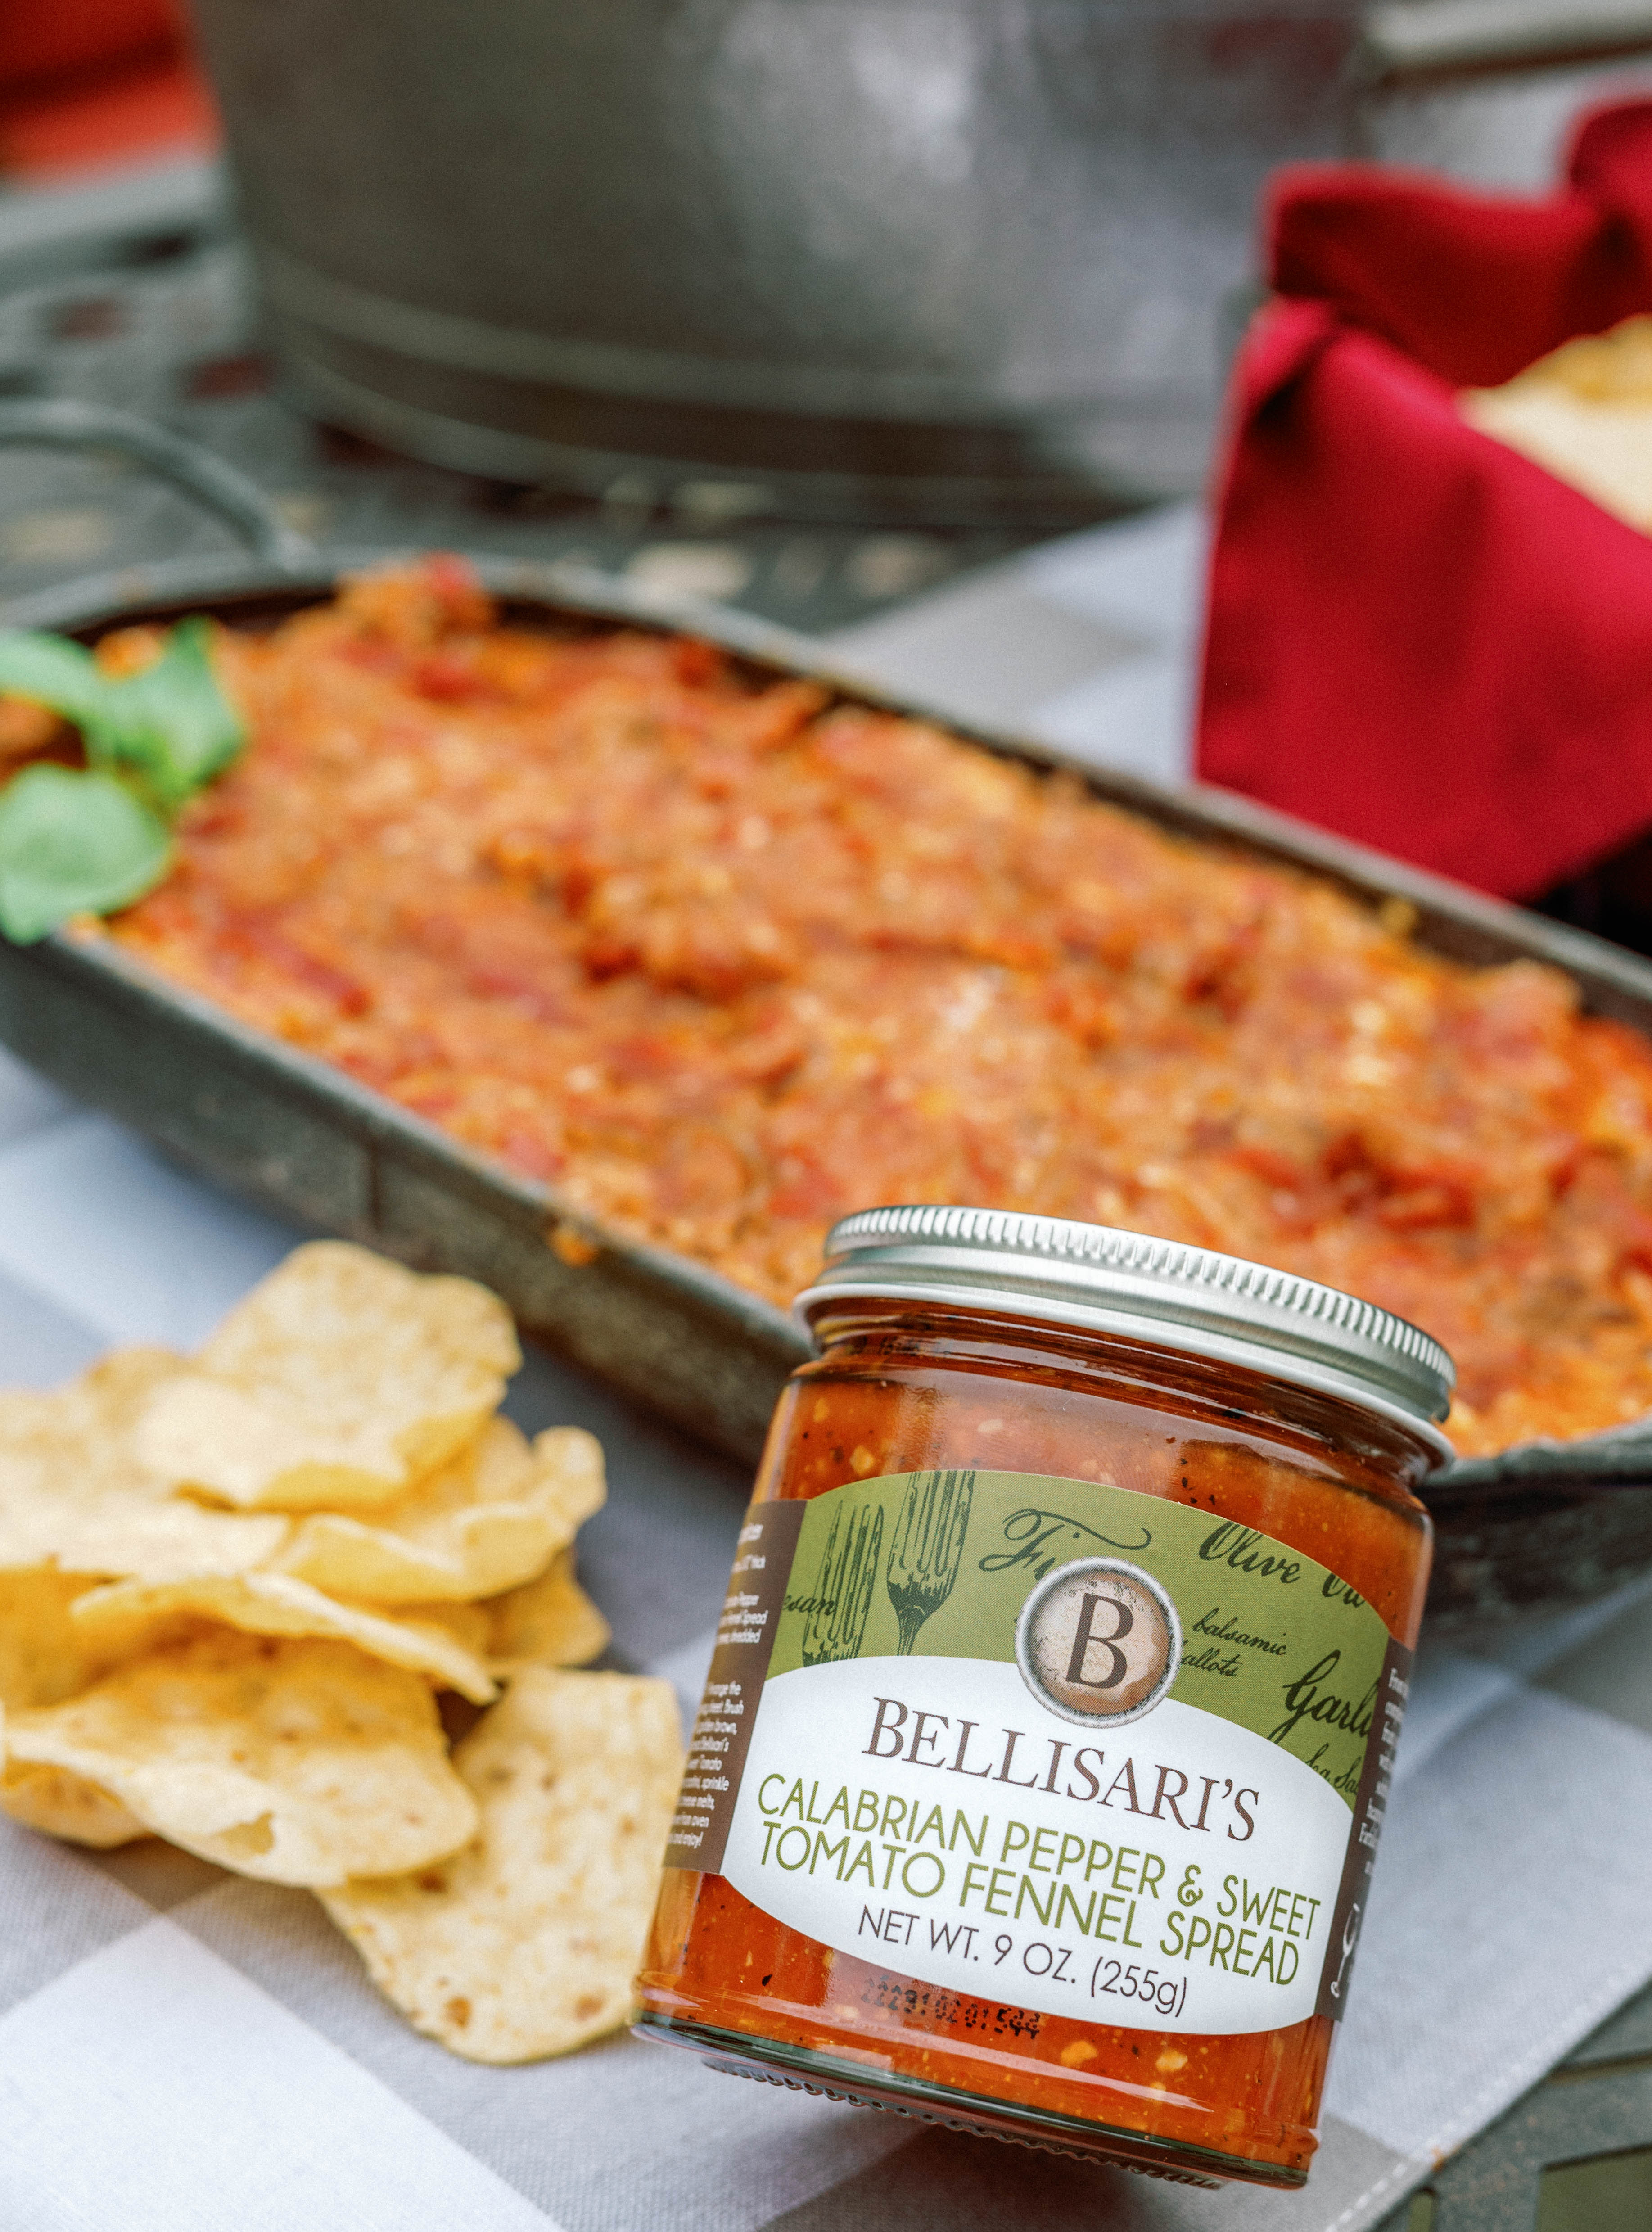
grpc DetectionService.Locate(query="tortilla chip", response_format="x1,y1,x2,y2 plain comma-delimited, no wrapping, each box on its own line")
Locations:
0,1347,182,1501
0,1759,146,1847
403,1598,492,1657
135,1243,520,1511
0,1568,114,1709
66,1503,289,1584
67,1573,497,1704
320,1667,682,2061
484,1550,610,1675
272,1421,604,1604
0,1349,285,1581
2,1632,478,1885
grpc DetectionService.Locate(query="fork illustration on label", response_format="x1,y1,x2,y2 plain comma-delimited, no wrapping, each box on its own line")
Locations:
801,1501,886,1665
887,1469,975,1655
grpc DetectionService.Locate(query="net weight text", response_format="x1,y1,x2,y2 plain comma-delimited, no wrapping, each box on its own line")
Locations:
1091,1956,1187,2020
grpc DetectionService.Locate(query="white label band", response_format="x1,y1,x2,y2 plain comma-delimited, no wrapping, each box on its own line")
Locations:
721,1656,1352,2037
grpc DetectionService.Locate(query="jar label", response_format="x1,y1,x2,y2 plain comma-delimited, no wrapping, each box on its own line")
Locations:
666,1470,1409,2037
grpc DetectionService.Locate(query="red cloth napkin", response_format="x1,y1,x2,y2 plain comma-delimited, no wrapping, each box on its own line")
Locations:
1198,102,1652,901
0,0,214,181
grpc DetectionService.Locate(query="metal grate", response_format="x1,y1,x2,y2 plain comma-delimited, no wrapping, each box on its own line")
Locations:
0,180,1053,635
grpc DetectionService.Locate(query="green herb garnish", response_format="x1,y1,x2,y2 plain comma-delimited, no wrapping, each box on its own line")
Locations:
0,619,244,942
0,766,172,944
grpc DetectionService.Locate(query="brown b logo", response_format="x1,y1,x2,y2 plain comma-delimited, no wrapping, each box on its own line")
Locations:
1015,1559,1181,1726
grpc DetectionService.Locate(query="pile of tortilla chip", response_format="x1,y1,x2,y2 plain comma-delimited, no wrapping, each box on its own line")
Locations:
0,1240,682,2064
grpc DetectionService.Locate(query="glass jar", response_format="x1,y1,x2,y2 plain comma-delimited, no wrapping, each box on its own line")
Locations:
636,1207,1449,2189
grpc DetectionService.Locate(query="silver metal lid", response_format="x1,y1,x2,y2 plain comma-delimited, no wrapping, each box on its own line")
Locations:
795,1204,1455,1459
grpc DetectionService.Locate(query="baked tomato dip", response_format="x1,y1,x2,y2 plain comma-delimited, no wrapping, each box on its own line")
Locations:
101,559,1652,1459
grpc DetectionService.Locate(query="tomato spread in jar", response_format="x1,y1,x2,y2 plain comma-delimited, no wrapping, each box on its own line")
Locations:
636,1205,1448,2187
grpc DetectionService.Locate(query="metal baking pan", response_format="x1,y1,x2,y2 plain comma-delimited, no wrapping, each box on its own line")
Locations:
4,400,1652,1623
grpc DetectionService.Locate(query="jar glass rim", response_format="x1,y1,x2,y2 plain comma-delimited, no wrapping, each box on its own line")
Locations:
795,1205,1456,1464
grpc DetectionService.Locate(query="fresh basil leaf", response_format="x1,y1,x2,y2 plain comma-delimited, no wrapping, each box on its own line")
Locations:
0,764,172,944
0,631,111,732
96,618,244,806
0,619,243,839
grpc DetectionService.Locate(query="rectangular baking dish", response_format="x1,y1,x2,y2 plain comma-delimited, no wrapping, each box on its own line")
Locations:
4,544,1652,1617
